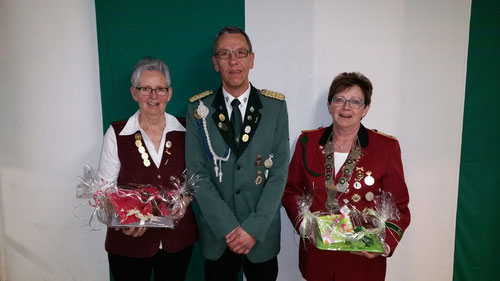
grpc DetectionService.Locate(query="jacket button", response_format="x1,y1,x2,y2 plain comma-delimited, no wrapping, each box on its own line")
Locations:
235,190,241,195
157,175,161,179
235,165,241,170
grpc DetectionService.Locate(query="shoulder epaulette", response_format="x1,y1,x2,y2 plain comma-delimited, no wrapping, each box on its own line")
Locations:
261,89,285,101
372,129,397,140
301,127,324,134
189,90,214,103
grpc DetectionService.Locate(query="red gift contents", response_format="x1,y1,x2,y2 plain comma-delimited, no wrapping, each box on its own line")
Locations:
108,186,172,225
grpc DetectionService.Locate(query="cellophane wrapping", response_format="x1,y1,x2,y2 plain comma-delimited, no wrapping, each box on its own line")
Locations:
295,191,400,252
76,165,199,229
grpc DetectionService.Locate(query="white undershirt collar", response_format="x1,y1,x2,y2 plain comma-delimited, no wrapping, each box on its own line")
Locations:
222,83,251,122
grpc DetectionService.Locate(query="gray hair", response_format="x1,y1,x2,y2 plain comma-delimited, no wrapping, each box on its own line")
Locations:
130,57,171,87
213,26,253,55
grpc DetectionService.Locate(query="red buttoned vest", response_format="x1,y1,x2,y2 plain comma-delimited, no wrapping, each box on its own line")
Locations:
104,120,198,258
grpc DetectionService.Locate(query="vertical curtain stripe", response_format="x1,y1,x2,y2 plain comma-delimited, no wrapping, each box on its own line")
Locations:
453,0,500,280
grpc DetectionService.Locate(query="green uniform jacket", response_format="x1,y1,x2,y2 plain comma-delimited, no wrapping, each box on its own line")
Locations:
185,85,289,263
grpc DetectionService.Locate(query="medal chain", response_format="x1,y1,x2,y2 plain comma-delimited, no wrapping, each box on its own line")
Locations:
324,133,362,212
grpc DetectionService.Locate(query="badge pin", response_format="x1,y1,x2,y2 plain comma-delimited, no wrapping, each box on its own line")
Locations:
165,141,172,149
364,171,375,186
222,124,228,131
242,134,249,142
219,114,225,121
135,140,142,148
365,191,375,201
244,125,251,134
354,181,362,189
255,175,263,185
218,122,223,129
141,153,149,160
352,194,361,203
250,106,255,112
134,133,142,141
143,159,151,167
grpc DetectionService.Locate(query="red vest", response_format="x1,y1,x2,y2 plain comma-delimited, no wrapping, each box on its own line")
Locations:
104,120,198,258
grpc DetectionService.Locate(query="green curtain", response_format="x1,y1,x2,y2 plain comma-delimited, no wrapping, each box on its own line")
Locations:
453,0,500,280
96,0,244,127
95,1,244,280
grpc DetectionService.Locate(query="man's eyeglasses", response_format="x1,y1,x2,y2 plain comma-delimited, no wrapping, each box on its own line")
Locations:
331,96,365,109
135,87,170,96
215,48,251,59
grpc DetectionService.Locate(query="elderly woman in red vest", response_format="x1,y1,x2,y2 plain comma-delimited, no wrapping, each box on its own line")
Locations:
98,57,198,281
282,72,410,281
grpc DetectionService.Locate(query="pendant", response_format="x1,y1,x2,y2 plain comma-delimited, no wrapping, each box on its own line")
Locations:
364,171,375,186
325,189,340,213
264,153,274,168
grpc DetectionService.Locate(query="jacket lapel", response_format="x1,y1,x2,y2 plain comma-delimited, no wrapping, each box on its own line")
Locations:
237,86,263,157
211,88,238,153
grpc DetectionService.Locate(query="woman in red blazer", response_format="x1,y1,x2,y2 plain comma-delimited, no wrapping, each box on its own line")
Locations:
282,72,410,281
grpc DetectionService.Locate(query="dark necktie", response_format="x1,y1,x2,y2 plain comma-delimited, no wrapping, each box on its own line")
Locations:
230,99,242,145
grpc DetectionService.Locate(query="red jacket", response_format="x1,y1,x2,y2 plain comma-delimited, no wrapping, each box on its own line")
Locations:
105,120,198,258
282,124,410,281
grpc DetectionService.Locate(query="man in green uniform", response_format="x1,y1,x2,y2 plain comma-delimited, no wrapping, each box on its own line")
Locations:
185,26,289,281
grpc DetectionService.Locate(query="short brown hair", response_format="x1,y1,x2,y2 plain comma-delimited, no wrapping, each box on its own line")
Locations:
328,72,373,106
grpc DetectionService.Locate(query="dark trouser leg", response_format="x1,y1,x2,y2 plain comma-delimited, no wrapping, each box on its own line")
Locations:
108,253,153,281
242,256,278,281
204,248,243,281
152,246,193,281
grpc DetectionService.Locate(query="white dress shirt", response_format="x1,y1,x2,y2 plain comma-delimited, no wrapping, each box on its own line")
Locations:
97,110,185,182
222,84,251,122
